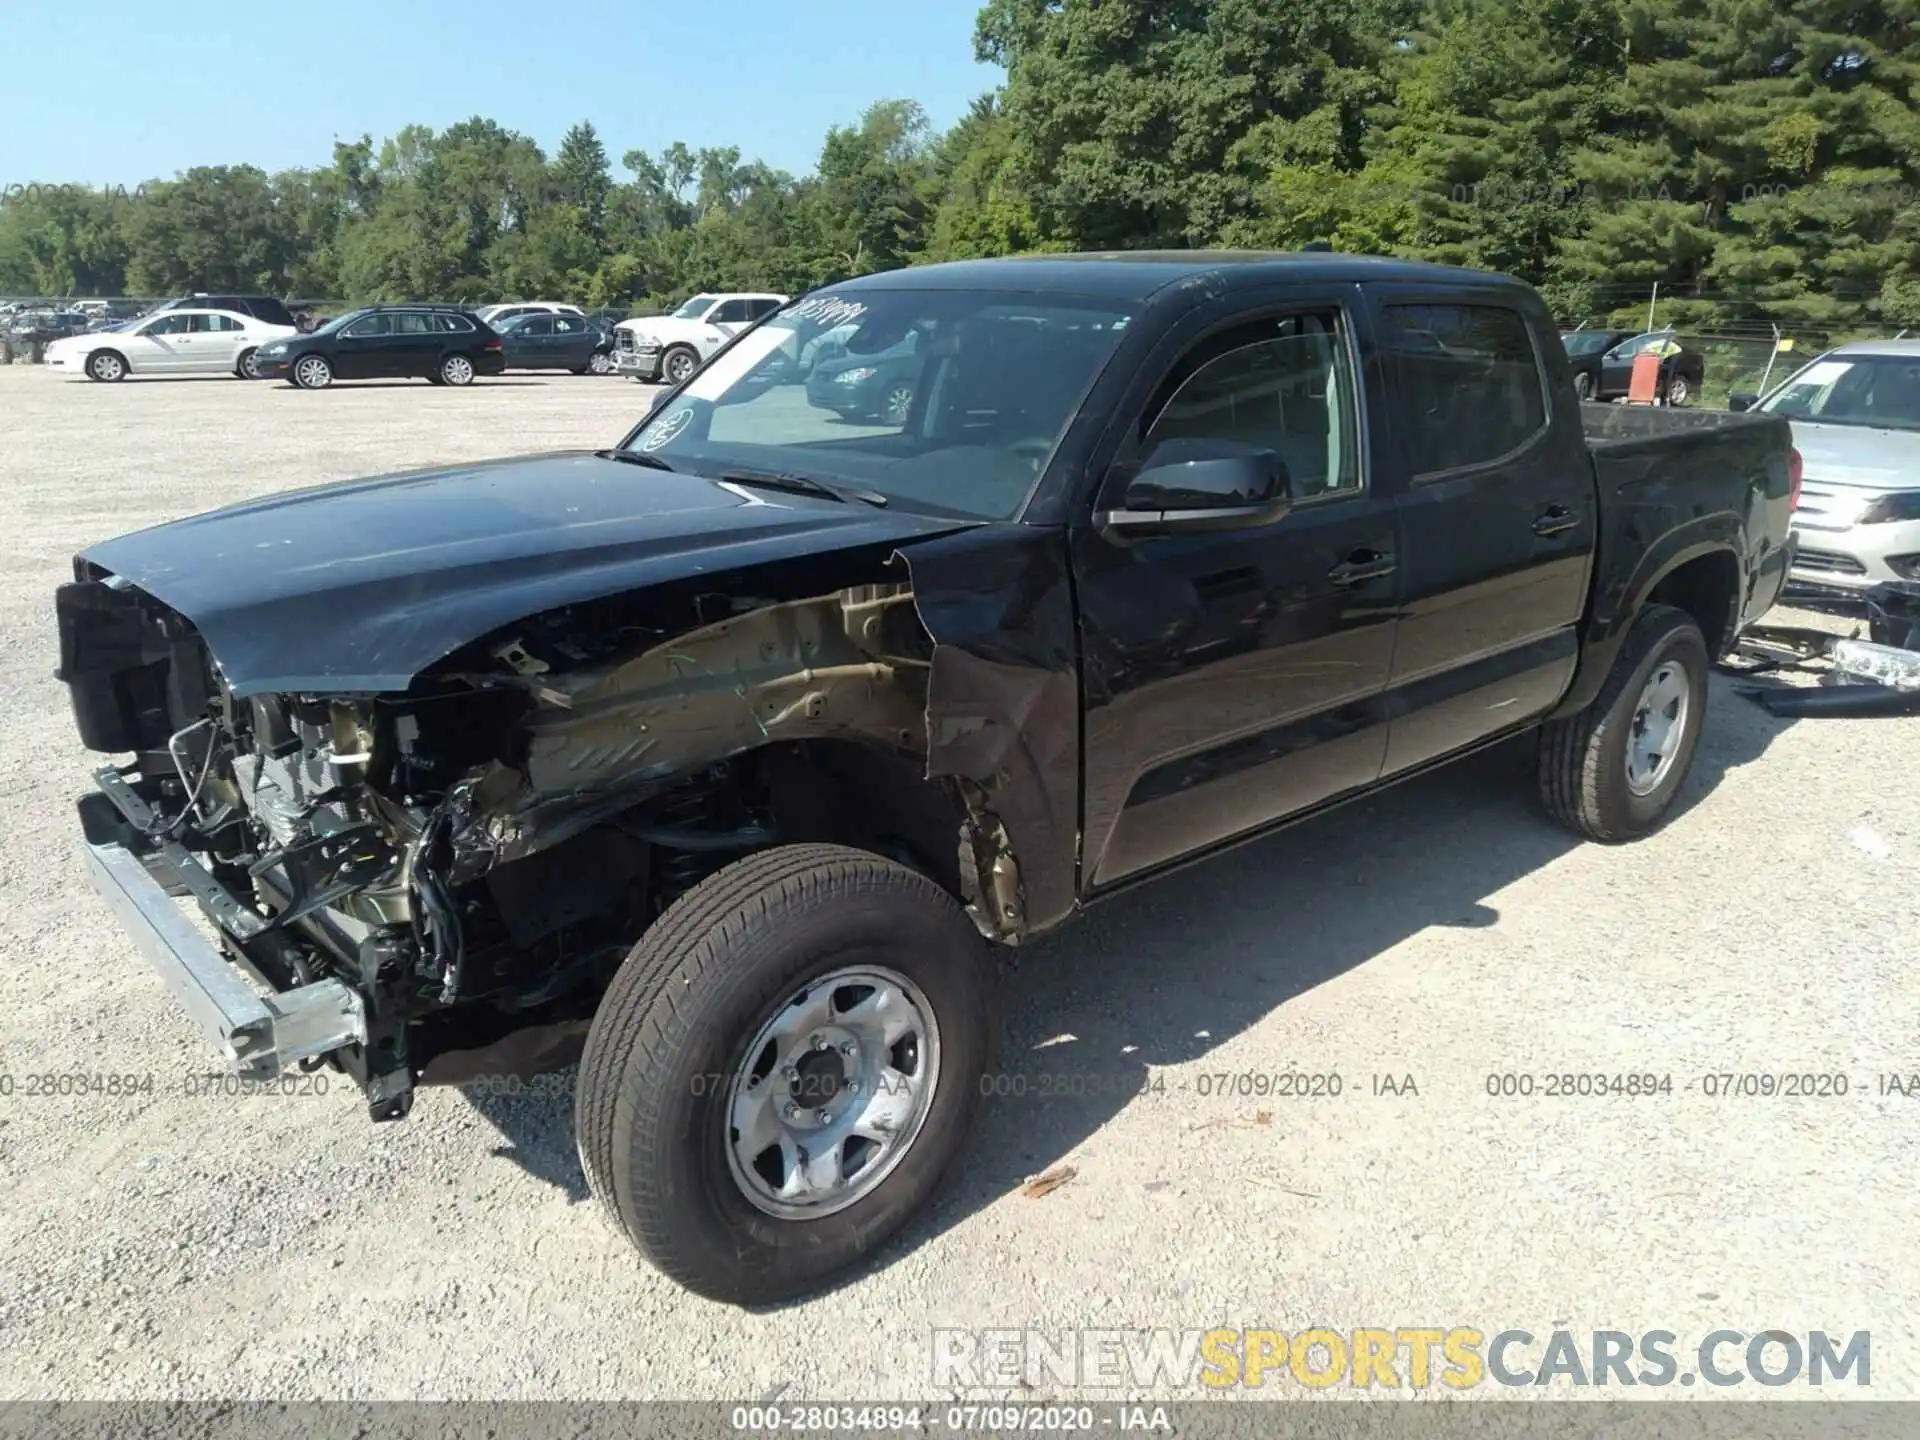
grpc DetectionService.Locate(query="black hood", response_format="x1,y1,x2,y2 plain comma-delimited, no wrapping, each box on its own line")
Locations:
81,451,973,696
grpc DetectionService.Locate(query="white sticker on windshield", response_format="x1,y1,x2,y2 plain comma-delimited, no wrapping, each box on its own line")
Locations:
641,407,694,450
1795,360,1853,388
789,296,868,327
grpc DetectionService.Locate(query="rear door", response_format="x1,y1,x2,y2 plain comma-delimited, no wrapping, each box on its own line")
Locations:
187,312,245,368
1368,289,1596,775
704,298,753,355
388,311,442,372
1071,290,1403,888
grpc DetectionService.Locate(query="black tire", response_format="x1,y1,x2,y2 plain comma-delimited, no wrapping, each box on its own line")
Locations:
235,347,260,380
662,345,699,385
1538,603,1709,842
576,843,997,1305
1573,370,1594,400
292,353,333,389
86,349,127,383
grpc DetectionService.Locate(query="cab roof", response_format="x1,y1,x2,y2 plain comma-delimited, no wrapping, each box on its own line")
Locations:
828,251,1527,302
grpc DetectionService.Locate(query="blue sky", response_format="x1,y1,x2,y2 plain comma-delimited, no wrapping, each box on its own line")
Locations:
0,0,1000,186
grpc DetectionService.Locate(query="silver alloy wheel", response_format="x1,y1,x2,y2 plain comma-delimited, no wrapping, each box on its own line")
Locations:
442,355,475,386
89,351,124,382
665,348,697,383
724,966,942,1220
294,355,331,389
238,349,259,379
589,351,611,375
1667,375,1690,406
1625,659,1689,796
884,385,914,424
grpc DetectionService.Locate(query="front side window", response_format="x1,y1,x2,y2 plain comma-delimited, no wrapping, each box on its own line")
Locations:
1383,303,1546,475
343,314,391,338
1142,311,1361,501
672,294,718,320
621,288,1137,520
142,314,190,336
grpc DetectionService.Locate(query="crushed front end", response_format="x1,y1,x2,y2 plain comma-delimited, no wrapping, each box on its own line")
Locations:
54,559,970,1119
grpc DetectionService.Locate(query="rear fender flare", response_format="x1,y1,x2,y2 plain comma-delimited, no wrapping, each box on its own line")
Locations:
1554,515,1742,719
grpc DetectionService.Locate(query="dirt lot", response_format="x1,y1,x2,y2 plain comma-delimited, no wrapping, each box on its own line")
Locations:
0,363,1915,1401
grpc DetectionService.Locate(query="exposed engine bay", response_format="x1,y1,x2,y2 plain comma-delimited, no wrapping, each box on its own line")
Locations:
57,561,1023,1119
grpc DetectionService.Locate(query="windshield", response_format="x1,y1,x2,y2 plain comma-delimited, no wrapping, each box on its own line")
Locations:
312,309,367,337
672,295,718,320
1760,354,1920,432
1561,332,1612,356
619,288,1136,519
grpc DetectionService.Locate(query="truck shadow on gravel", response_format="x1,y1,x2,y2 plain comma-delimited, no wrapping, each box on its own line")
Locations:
463,675,1797,1299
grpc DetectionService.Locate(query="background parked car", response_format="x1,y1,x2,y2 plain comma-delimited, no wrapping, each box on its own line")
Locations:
1731,339,1920,600
1568,328,1706,405
613,291,786,382
252,304,505,389
1558,328,1637,399
804,327,922,422
476,301,585,327
44,308,298,381
494,311,615,374
146,293,299,329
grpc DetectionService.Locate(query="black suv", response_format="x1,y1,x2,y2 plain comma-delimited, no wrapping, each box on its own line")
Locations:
251,305,506,389
151,293,299,328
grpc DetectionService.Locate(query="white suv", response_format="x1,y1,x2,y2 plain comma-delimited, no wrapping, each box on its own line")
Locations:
476,302,585,327
613,292,786,383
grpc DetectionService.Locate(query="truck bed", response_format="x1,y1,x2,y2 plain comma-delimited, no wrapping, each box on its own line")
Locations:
1579,400,1796,642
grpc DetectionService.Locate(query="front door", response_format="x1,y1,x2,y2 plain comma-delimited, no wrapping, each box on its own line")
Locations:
334,313,391,377
130,313,192,371
1071,296,1402,889
1368,290,1598,775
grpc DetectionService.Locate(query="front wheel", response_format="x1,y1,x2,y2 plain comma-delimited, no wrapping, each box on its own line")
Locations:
1573,371,1594,401
576,843,997,1305
292,354,332,389
662,345,699,384
86,350,127,382
1666,374,1692,406
1538,603,1709,842
587,350,612,375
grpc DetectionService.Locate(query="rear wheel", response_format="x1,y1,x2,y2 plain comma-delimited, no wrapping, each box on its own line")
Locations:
1538,604,1708,842
883,384,915,424
86,350,127,382
440,353,475,387
1573,371,1594,400
292,354,332,389
235,348,260,380
576,843,997,1305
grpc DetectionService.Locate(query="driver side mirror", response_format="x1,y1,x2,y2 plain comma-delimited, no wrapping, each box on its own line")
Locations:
1098,440,1293,542
643,388,670,414
1728,393,1757,412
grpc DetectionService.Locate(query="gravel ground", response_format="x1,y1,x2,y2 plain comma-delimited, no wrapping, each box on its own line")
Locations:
0,363,1915,1403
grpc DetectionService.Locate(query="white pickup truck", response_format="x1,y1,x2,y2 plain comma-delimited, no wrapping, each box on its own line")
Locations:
612,292,786,383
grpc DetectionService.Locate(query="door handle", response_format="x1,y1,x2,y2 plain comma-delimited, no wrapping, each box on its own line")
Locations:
1532,505,1578,537
1328,550,1396,586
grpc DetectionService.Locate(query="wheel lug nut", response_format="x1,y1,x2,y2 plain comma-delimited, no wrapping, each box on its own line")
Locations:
839,1041,856,1056
811,1035,827,1051
816,1109,831,1124
846,1081,860,1095
785,1104,801,1120
784,1068,800,1085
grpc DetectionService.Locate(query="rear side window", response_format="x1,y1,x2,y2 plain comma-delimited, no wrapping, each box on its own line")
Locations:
438,313,477,333
391,312,440,335
710,299,752,323
1382,303,1547,476
745,299,779,320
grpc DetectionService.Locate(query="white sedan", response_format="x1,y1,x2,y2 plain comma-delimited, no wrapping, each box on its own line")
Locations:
45,308,299,382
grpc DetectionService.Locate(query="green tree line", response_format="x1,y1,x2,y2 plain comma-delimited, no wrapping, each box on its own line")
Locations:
6,0,1920,331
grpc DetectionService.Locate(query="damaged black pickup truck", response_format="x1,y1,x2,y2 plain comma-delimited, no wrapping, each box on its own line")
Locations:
57,252,1797,1304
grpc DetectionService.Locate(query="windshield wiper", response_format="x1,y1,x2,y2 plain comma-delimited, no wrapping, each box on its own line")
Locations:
600,448,676,472
717,468,889,508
